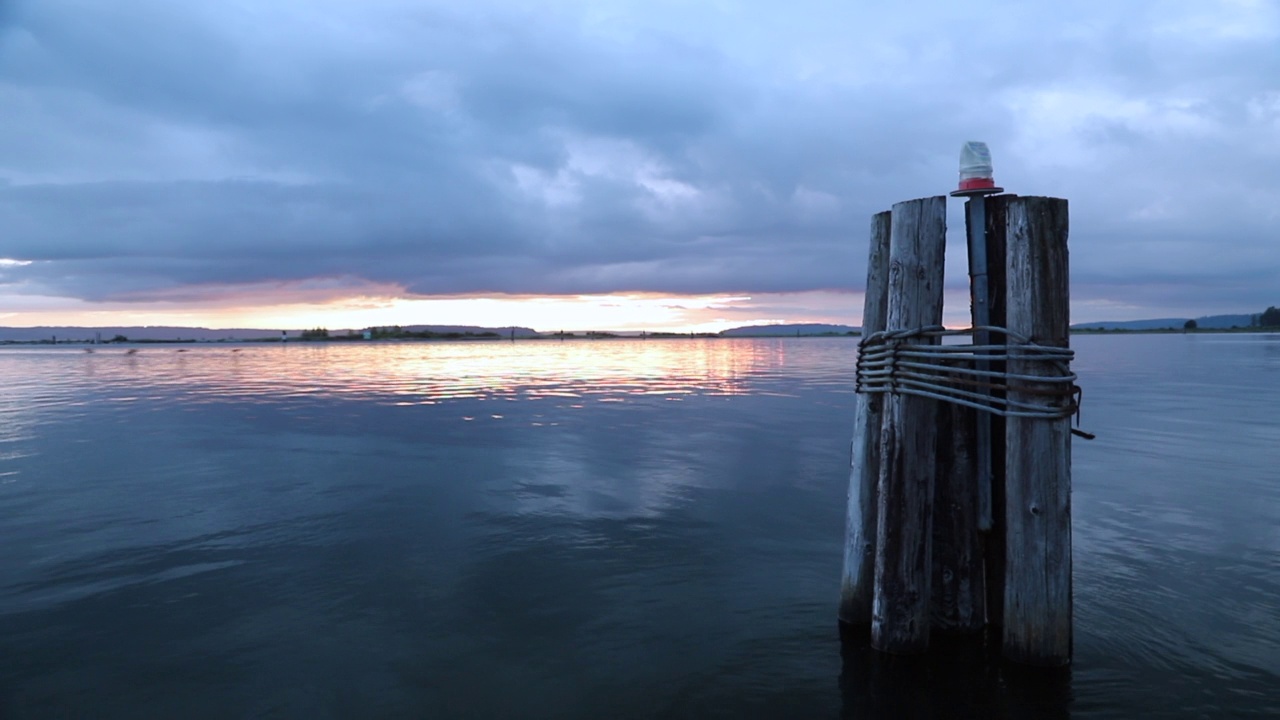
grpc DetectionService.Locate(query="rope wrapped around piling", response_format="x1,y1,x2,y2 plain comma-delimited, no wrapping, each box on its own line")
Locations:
855,325,1091,436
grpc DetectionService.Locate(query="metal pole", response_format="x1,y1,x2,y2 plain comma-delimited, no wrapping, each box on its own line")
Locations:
967,197,994,532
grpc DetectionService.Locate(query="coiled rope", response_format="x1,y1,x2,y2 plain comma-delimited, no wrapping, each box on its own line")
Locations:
855,325,1093,438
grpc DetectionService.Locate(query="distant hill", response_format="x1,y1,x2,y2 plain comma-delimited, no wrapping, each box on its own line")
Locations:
1071,314,1256,331
1194,314,1257,329
1071,318,1188,331
719,323,859,337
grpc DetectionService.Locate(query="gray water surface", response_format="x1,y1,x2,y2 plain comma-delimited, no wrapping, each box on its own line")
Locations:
0,335,1276,718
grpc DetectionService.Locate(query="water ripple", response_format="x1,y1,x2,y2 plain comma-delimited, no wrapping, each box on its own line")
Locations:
1,335,1278,717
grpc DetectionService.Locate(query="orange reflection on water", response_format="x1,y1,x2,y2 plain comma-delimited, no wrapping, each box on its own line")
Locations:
0,337,853,411
236,337,789,402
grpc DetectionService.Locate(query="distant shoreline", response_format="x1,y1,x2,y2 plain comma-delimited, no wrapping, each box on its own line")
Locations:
6,327,1278,347
1070,327,1279,335
1,333,867,346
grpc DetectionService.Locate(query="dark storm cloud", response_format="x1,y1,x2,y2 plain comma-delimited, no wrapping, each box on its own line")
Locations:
1,0,1277,319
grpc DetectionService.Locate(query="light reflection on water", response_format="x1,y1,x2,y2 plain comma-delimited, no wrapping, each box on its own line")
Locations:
0,335,1276,718
1,338,845,405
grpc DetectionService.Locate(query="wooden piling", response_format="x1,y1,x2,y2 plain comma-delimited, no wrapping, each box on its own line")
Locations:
1002,196,1072,666
839,211,892,633
871,196,946,654
931,397,984,634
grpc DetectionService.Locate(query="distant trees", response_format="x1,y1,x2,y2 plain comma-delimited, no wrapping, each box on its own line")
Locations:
301,327,330,339
1183,319,1197,330
368,326,501,340
1259,306,1280,327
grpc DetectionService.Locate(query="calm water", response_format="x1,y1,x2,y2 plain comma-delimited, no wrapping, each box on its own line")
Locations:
0,335,1276,718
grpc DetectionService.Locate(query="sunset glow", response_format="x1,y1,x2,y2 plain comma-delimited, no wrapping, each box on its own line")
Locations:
0,290,867,334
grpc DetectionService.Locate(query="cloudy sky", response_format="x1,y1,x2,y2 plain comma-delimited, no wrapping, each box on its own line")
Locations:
1,0,1276,332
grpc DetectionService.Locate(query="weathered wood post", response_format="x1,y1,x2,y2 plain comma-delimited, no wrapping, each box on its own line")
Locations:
871,196,946,654
1003,196,1072,666
839,211,892,634
931,398,984,634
